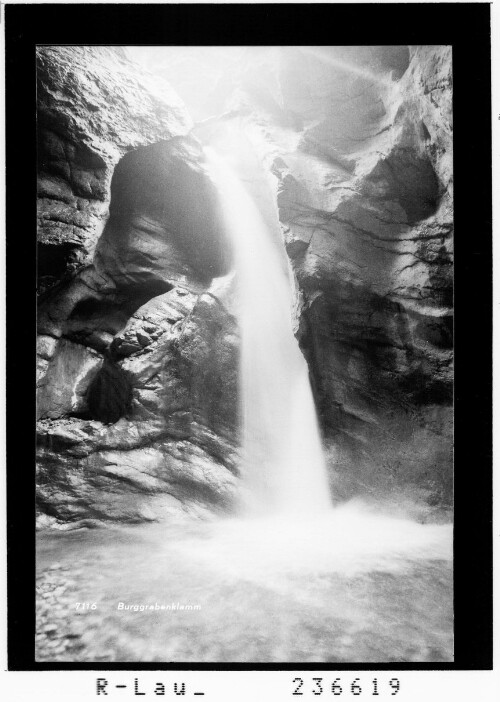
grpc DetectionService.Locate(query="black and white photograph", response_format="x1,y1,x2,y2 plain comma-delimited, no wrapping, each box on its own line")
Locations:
3,1,494,687
34,41,454,664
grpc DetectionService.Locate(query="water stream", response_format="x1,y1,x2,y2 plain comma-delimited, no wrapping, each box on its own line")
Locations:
204,146,331,516
36,142,453,663
36,504,453,662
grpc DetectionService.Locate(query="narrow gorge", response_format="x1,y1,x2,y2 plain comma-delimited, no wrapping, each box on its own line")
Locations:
37,45,452,527
36,45,453,663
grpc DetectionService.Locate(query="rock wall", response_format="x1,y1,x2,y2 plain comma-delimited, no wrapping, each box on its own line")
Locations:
36,45,453,528
36,47,239,527
278,47,453,508
37,46,191,293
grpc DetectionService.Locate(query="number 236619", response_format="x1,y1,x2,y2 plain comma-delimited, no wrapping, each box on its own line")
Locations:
293,678,400,696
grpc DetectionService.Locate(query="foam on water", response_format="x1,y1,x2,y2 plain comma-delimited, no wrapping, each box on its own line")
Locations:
169,500,453,585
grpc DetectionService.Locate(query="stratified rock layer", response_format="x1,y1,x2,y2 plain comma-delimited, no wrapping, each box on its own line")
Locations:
277,46,453,505
36,47,238,527
37,46,191,293
37,284,240,526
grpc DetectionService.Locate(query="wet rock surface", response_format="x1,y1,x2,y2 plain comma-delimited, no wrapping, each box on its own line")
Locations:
36,48,239,525
278,47,453,505
213,45,453,505
94,137,232,290
36,45,453,525
36,563,87,660
36,281,240,526
37,46,191,294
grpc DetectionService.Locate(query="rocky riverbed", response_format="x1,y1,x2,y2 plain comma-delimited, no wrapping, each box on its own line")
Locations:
36,502,453,663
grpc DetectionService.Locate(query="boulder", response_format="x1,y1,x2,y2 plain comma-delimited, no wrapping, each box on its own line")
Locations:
37,339,103,420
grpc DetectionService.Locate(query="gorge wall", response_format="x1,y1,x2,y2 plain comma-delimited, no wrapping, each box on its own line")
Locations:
36,45,453,528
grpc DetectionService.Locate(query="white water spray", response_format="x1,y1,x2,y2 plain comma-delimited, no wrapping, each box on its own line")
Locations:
205,146,331,516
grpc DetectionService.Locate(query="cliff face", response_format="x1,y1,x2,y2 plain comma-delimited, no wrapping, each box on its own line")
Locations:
37,46,191,294
36,45,453,527
37,47,239,526
277,47,453,506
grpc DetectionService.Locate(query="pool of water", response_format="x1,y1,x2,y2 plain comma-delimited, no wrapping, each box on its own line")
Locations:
36,500,453,663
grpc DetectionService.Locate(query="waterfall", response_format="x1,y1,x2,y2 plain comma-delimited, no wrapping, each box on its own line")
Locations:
205,146,331,516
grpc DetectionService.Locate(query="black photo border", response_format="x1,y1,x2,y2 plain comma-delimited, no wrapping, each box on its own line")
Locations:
5,2,492,671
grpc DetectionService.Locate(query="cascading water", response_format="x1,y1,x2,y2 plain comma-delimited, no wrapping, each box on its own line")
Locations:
36,139,454,665
204,146,331,516
36,48,454,665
